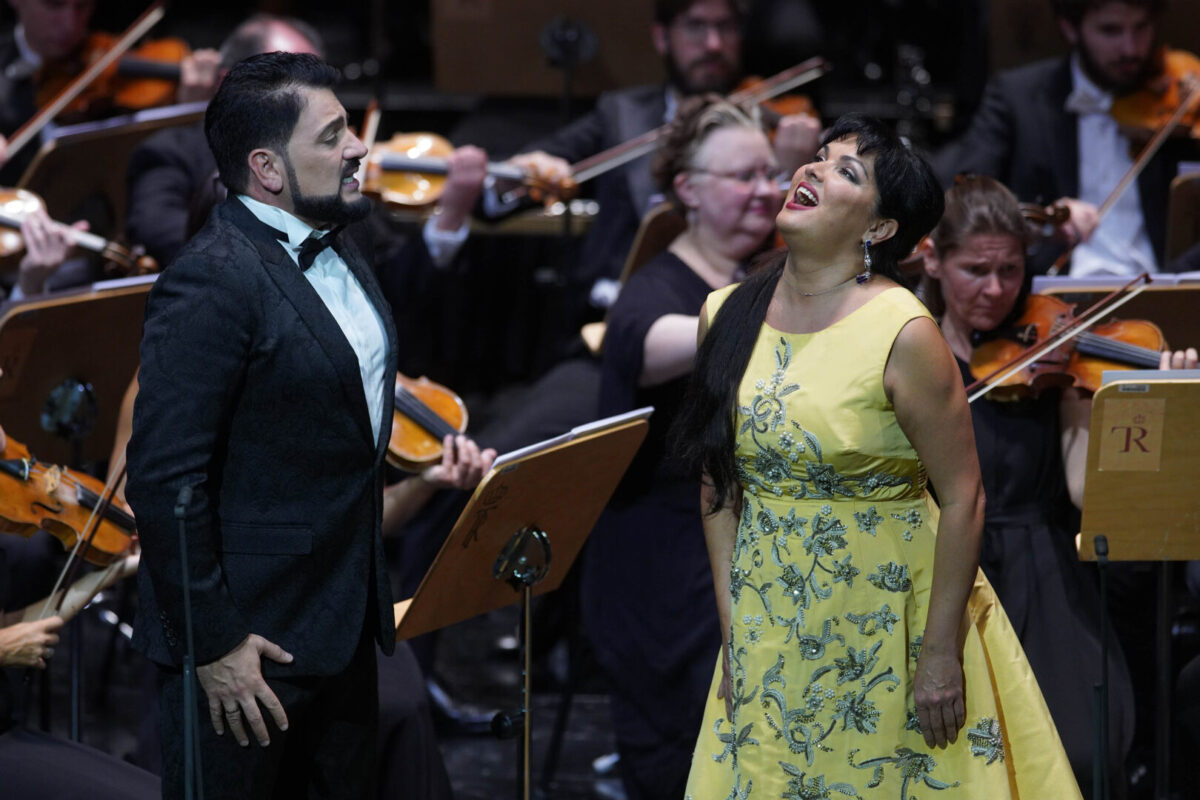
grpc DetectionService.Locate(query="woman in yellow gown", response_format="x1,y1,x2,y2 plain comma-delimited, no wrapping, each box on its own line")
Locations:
676,115,1081,799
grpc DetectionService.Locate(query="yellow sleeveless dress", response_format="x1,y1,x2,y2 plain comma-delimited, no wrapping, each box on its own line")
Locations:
685,285,1081,799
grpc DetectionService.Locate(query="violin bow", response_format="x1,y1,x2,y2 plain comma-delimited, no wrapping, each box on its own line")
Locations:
6,3,166,161
966,272,1153,403
569,56,831,185
1048,74,1200,275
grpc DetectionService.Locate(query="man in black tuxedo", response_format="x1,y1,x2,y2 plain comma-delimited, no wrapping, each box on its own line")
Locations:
126,52,488,799
944,0,1197,275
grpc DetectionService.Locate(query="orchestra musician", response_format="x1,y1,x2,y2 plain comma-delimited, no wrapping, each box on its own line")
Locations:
504,0,820,319
943,0,1199,277
0,0,221,184
917,175,1191,794
0,409,152,799
125,52,490,799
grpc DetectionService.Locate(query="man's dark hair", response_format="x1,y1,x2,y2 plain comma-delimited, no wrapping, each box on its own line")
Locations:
654,0,748,26
205,52,339,194
1051,0,1166,26
219,14,325,70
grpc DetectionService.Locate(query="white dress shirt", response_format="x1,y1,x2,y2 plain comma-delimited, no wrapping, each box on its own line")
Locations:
238,195,389,443
1066,56,1158,278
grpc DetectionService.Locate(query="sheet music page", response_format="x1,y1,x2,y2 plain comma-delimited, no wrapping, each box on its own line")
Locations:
491,406,653,469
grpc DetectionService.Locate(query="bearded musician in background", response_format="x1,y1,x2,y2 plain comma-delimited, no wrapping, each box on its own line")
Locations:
944,0,1200,277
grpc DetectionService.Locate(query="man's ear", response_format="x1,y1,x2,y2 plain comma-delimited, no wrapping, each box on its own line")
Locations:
865,217,899,246
651,23,668,58
1057,17,1079,48
247,148,285,195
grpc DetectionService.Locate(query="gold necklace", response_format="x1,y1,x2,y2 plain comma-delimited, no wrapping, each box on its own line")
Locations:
782,269,869,297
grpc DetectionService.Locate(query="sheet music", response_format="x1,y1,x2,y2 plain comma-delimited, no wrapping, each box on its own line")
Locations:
492,406,653,469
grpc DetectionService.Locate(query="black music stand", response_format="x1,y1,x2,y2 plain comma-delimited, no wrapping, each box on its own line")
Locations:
394,408,650,800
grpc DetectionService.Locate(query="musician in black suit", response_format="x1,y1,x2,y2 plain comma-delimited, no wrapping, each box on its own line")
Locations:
506,0,820,318
944,0,1197,275
126,52,487,799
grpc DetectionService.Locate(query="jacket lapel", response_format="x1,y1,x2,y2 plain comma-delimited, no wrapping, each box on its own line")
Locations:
222,199,378,450
1047,58,1080,200
616,88,668,215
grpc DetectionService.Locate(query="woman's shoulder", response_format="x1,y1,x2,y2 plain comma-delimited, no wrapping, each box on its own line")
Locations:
874,285,934,326
704,282,740,321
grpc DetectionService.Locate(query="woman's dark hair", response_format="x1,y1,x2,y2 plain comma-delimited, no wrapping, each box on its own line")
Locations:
1051,0,1165,27
204,52,339,194
919,175,1030,317
674,114,944,512
651,94,761,211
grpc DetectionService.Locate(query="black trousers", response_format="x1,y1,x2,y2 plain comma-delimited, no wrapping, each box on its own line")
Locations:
0,725,160,798
158,631,378,800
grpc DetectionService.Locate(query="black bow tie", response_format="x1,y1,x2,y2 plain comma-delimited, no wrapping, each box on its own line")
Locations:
268,225,345,271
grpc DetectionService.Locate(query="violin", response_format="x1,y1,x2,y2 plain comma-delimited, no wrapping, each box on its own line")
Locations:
0,188,158,277
0,426,136,566
364,132,577,208
35,32,189,120
387,373,469,473
968,292,1166,401
1110,46,1200,139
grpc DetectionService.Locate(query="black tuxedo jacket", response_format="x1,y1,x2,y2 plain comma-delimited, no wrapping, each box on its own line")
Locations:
127,197,398,675
951,56,1196,269
527,84,667,289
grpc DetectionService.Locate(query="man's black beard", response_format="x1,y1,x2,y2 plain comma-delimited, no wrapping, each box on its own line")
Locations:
664,52,740,96
284,157,372,226
1077,40,1155,96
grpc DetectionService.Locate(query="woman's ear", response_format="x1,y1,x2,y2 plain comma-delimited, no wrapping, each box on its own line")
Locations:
864,217,899,246
918,239,940,279
247,148,285,194
674,171,701,210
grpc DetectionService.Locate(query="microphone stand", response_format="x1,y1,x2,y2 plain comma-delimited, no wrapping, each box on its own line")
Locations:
1093,534,1110,800
175,485,204,800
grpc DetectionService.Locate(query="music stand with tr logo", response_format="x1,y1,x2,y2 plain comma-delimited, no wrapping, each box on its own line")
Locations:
1078,371,1200,800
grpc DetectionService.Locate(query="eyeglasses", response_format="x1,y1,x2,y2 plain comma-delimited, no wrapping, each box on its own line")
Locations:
690,165,789,188
672,17,742,42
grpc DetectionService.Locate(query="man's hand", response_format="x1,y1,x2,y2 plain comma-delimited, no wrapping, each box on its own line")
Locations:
1054,197,1100,246
772,112,822,176
0,615,63,668
197,634,294,747
434,145,488,231
177,48,222,104
421,434,496,491
17,208,84,296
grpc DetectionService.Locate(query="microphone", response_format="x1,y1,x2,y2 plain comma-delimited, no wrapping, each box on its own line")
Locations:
174,484,193,520
1094,534,1109,563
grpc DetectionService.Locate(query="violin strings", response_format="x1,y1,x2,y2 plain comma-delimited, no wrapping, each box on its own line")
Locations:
394,388,458,441
1075,332,1163,367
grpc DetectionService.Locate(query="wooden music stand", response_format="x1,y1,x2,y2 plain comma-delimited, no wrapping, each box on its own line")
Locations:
0,275,155,468
394,408,650,800
17,103,205,237
1166,171,1200,263
1078,373,1200,800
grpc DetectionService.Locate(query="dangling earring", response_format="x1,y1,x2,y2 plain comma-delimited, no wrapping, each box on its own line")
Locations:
858,239,872,284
